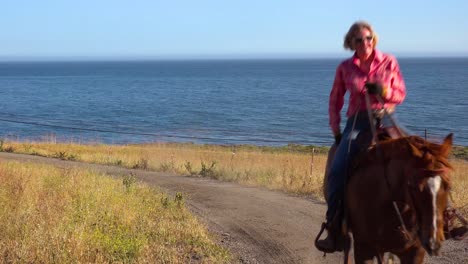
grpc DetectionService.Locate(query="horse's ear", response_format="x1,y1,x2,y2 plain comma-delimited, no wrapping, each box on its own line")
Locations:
410,143,423,158
440,133,453,157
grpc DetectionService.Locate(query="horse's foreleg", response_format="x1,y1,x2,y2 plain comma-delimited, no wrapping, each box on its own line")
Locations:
398,245,426,264
353,242,379,264
343,234,352,264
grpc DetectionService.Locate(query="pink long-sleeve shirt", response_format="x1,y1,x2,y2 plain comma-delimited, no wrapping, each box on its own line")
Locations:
328,50,406,135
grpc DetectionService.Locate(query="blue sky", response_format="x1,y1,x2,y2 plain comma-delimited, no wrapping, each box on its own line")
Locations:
2,1,467,60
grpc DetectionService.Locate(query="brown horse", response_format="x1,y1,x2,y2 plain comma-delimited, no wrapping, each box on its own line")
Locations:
345,134,453,263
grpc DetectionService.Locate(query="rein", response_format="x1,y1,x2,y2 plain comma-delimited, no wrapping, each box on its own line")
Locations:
364,92,414,242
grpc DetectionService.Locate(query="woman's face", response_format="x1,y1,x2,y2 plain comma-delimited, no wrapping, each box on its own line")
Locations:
354,28,374,58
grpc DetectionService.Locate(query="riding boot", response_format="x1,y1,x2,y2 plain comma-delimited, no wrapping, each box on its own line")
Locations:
315,215,344,253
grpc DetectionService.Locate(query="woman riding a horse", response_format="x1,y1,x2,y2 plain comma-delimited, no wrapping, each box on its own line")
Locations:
315,21,406,253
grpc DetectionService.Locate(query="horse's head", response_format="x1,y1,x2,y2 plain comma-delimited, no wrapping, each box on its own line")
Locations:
406,134,453,256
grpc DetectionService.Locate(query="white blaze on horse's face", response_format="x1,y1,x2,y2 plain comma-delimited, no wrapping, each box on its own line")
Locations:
427,175,442,242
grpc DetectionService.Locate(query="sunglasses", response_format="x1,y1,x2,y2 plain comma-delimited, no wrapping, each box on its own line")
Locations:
355,35,373,44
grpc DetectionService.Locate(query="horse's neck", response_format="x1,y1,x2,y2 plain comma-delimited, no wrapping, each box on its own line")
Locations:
382,159,409,194
353,157,408,200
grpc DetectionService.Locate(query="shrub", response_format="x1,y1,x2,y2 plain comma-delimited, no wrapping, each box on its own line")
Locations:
4,146,15,153
122,173,137,192
200,161,217,177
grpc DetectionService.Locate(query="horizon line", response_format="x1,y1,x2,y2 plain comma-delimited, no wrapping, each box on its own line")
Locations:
1,53,468,62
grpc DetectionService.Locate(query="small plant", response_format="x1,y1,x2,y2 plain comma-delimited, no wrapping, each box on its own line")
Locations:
54,151,68,160
114,159,123,166
174,192,184,207
184,161,197,175
160,195,169,208
0,139,4,151
200,161,217,177
122,172,137,192
67,154,78,161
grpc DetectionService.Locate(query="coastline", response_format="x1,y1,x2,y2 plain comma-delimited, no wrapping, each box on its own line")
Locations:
3,136,467,159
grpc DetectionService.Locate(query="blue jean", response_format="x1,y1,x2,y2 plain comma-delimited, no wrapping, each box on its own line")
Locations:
325,111,396,223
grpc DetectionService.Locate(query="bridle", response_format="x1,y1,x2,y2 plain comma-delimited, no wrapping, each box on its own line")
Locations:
362,91,418,245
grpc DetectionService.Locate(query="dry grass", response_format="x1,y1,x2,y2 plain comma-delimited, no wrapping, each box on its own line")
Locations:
5,141,330,198
3,140,468,215
0,161,230,263
449,159,468,217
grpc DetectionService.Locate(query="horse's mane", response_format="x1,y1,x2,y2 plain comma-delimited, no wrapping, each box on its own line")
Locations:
354,135,453,185
405,136,453,170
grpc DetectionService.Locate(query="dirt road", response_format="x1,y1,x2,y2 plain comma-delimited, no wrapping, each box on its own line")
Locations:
0,152,465,263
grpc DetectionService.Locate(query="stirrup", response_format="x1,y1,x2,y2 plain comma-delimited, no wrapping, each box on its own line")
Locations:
314,222,327,244
314,222,336,254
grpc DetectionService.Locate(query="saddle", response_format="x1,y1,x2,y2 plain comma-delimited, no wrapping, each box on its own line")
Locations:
376,126,405,141
374,108,406,141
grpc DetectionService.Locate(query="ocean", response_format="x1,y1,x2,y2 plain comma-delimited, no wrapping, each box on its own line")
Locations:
0,58,467,146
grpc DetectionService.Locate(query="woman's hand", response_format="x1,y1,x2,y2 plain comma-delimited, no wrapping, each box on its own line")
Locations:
334,133,342,145
365,82,386,96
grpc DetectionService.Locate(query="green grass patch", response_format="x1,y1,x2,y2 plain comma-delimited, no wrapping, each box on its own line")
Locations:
0,161,230,263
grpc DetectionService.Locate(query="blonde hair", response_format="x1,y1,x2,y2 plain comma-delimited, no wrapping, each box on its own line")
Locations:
343,21,379,51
